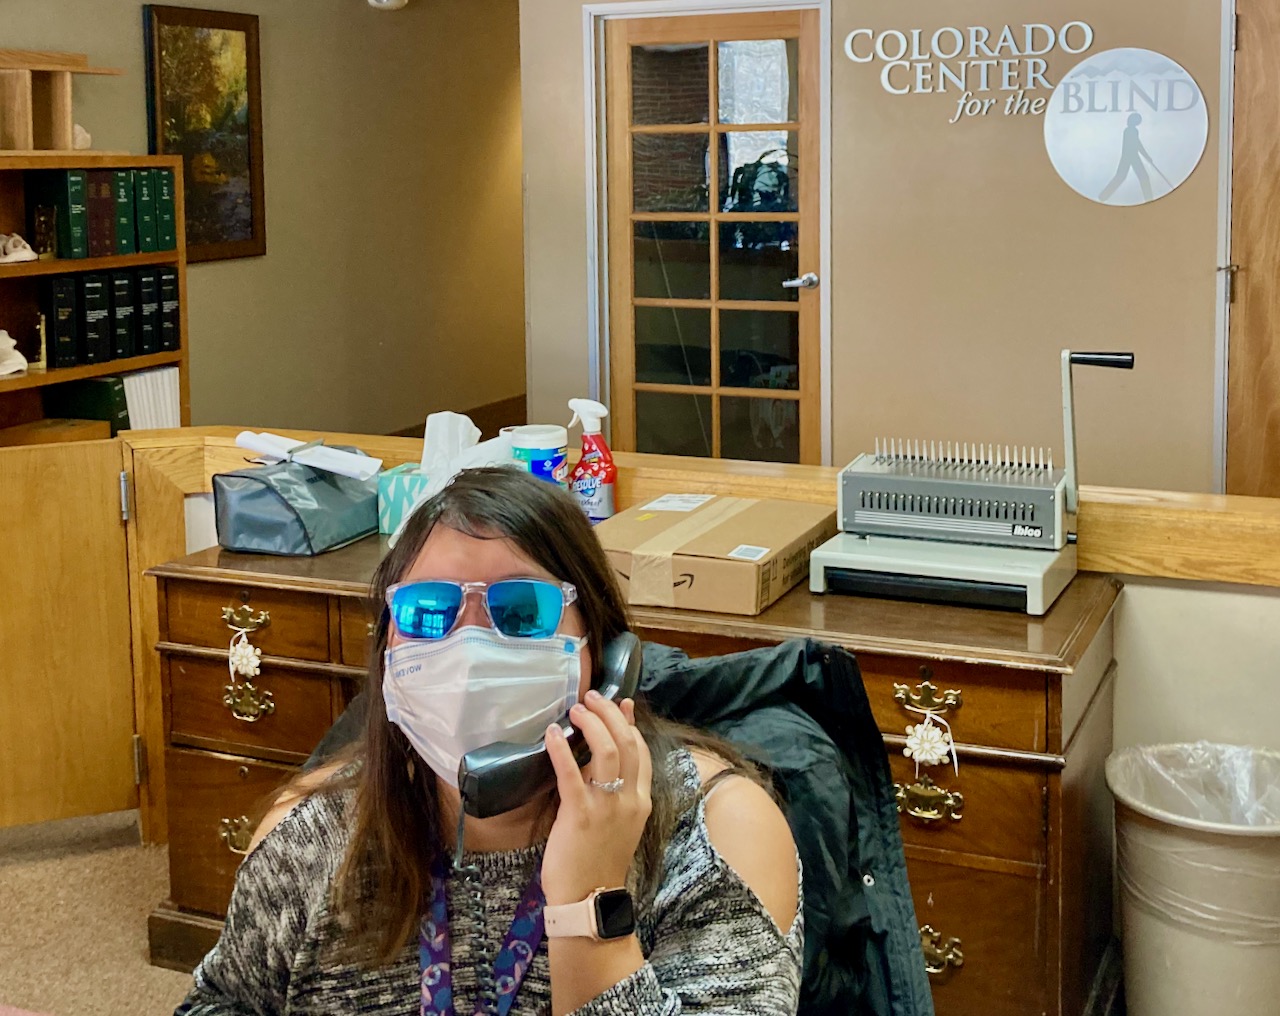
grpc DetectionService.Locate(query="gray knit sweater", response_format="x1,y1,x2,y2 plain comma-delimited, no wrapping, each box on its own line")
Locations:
176,751,803,1015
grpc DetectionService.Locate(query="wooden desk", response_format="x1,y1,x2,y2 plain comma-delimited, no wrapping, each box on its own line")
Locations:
148,537,1118,1016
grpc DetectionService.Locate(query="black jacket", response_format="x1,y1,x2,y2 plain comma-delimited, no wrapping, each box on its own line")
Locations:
307,639,933,1016
638,639,934,1016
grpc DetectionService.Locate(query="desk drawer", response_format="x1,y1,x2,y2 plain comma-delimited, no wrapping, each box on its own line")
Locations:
166,747,295,917
339,598,377,668
906,857,1047,1016
168,655,336,763
889,754,1045,865
862,655,1047,752
165,581,330,661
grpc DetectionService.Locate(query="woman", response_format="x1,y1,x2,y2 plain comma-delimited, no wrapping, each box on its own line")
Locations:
178,467,802,1016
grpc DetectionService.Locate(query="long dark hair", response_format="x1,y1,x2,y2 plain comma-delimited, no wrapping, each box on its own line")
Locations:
330,467,764,965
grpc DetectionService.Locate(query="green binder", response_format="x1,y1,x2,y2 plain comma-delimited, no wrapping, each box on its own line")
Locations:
155,169,177,250
113,170,136,255
26,170,89,259
42,376,131,436
134,168,158,253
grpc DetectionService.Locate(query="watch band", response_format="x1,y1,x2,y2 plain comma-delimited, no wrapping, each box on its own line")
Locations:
545,886,634,940
544,892,601,939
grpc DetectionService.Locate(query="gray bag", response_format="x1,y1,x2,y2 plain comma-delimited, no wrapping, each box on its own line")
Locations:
213,451,378,556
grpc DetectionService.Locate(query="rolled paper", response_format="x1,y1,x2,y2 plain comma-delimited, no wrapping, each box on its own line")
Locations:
234,431,382,481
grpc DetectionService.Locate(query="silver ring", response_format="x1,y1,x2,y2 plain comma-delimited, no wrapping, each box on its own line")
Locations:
589,776,625,793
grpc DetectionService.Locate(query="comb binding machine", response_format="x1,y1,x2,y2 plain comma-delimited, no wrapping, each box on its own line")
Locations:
810,351,1133,615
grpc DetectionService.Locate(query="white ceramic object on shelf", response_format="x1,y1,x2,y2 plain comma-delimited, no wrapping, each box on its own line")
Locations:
0,329,28,376
0,234,38,263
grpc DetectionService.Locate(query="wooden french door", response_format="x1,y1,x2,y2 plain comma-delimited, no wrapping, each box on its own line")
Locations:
605,10,821,464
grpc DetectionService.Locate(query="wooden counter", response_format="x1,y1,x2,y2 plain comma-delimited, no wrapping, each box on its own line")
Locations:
110,426,1280,853
126,426,1280,588
148,537,1118,1016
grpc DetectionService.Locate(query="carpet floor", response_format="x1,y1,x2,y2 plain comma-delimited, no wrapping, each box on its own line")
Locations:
0,812,192,1015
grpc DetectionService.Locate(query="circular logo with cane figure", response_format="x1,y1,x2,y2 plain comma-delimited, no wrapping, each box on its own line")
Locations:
1043,48,1208,207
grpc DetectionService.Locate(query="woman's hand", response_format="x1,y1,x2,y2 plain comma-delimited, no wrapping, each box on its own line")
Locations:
542,694,652,905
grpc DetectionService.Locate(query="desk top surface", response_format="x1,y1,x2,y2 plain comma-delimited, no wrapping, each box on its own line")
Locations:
154,537,1119,674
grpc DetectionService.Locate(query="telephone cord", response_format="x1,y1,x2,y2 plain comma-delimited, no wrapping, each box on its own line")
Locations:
454,801,501,1016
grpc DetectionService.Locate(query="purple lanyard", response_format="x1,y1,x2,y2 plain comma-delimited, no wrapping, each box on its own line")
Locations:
419,861,546,1016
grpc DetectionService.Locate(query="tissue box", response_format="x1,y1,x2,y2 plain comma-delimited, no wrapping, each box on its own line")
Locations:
214,458,378,556
379,462,432,535
595,494,836,615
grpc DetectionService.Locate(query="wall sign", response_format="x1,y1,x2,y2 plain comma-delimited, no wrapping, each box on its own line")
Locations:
843,21,1095,123
1043,48,1208,206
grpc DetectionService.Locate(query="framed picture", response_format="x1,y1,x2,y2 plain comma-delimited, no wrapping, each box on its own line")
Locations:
144,6,265,261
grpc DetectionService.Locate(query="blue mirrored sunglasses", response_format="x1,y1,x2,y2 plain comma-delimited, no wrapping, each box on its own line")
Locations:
385,579,578,641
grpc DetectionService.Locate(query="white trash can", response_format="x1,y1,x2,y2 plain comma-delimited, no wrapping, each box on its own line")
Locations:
1106,743,1280,1016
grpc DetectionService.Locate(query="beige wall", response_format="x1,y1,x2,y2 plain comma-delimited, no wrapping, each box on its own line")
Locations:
1114,578,1280,753
8,0,524,434
521,0,1225,490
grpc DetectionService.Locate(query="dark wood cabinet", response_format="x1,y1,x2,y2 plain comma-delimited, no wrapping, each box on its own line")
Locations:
148,554,369,971
148,538,1118,1016
164,748,295,916
167,655,338,762
906,857,1049,1016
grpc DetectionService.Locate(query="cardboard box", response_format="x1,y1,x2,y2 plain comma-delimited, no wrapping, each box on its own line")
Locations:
0,417,111,446
377,462,432,535
596,494,836,615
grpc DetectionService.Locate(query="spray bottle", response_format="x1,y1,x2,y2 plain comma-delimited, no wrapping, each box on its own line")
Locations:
567,398,617,524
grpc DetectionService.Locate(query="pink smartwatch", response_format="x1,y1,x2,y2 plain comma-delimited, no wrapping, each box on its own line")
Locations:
544,887,635,941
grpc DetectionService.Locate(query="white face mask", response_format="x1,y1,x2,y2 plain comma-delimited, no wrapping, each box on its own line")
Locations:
382,625,585,787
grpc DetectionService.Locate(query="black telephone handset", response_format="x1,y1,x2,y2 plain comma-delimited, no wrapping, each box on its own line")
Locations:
458,631,642,818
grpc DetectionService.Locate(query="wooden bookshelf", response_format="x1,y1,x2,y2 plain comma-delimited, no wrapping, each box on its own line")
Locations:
0,250,179,280
0,49,123,152
0,350,182,395
0,153,163,171
0,153,190,438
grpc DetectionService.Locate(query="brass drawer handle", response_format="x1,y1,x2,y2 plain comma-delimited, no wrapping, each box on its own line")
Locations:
920,925,964,975
219,816,254,856
223,604,271,633
366,621,376,638
895,774,964,822
223,680,276,722
894,679,962,715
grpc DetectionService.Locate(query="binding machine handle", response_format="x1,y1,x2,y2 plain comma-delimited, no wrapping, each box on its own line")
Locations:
1062,349,1135,518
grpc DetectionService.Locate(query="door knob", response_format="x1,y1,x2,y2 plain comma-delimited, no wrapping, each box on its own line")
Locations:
781,272,819,289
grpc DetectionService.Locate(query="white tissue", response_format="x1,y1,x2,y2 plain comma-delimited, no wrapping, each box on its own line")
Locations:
389,411,516,547
0,330,28,376
234,431,382,481
421,411,481,475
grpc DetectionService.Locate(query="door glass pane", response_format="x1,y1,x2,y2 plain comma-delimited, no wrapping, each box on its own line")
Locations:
636,391,713,457
633,133,710,212
721,396,799,463
634,221,710,299
635,307,711,385
720,130,797,212
720,310,798,389
719,221,799,301
632,44,709,125
717,39,799,124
